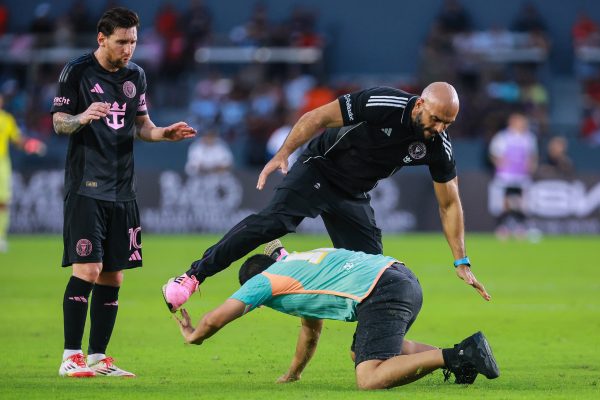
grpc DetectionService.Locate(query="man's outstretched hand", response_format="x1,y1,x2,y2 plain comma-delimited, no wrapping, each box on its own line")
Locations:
455,265,491,301
257,153,289,190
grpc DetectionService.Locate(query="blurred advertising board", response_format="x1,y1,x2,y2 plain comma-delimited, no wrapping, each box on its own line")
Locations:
9,170,600,234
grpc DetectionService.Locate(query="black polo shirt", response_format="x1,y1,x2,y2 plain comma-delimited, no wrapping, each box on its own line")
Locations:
300,86,457,196
51,53,148,201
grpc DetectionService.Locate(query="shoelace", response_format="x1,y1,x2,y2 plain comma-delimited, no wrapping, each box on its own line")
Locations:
100,357,114,367
70,353,87,367
175,275,198,292
442,368,452,382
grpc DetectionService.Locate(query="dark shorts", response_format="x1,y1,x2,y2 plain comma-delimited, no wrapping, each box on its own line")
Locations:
62,193,142,271
351,262,423,366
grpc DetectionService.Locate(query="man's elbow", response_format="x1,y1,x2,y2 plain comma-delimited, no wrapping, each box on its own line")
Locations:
52,117,61,135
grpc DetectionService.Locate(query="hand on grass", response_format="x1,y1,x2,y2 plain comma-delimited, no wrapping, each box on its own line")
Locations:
173,308,195,342
276,372,301,383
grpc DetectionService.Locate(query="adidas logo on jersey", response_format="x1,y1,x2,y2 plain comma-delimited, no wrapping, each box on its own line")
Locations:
381,128,392,136
90,83,104,94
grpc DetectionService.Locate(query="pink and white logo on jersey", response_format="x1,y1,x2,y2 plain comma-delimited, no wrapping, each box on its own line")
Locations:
53,96,71,107
123,81,136,98
105,102,126,130
90,83,104,94
137,93,147,113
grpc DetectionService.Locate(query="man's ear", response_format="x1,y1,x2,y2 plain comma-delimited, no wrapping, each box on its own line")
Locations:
97,32,106,47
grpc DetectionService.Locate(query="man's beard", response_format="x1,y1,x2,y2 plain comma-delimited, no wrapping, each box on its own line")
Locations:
108,56,128,69
413,111,435,141
413,111,428,140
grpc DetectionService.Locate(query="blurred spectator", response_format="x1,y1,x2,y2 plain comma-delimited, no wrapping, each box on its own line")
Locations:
185,128,233,176
511,2,547,33
572,12,600,48
0,94,45,252
511,2,550,54
572,12,600,79
181,0,212,66
581,106,600,145
30,3,54,47
489,113,538,239
515,65,549,134
182,0,212,43
189,74,222,130
250,81,282,117
155,2,185,76
0,1,9,36
229,2,270,46
299,79,336,115
288,6,323,47
66,1,94,37
283,66,316,110
537,136,574,178
436,0,472,34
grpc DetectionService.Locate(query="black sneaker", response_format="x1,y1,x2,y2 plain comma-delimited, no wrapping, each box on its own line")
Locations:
445,331,500,380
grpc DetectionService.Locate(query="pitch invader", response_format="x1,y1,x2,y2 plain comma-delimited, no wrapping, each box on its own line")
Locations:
52,7,196,377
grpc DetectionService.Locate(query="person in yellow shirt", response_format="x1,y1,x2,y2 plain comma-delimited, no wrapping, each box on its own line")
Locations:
0,94,45,252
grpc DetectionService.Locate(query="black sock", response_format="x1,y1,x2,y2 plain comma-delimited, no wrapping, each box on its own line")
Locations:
63,276,94,350
88,284,120,355
442,347,458,368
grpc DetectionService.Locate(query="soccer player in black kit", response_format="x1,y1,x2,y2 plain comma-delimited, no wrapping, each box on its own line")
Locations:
164,82,491,318
52,8,196,377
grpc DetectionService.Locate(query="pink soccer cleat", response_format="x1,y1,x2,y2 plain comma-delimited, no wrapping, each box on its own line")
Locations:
162,274,199,312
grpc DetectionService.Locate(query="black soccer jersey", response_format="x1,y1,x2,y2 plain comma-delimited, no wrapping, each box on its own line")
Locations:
300,86,457,195
51,53,148,201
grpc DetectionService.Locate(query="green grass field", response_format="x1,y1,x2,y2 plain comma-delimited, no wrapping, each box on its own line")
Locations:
0,234,599,399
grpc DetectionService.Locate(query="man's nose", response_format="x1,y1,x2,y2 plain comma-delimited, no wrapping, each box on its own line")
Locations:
434,122,446,133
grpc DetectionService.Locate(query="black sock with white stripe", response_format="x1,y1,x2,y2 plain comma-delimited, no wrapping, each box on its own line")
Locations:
63,276,94,350
88,284,120,355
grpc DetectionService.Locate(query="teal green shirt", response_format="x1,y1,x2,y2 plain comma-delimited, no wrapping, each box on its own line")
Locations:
230,248,396,321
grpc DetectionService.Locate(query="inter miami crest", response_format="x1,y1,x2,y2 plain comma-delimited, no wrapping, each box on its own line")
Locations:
408,142,426,160
76,239,93,257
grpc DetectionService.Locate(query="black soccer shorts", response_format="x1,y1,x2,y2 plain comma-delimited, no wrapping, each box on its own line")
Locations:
62,193,142,271
351,262,423,366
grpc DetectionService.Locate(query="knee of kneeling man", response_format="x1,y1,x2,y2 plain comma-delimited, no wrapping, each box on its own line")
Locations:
356,375,386,391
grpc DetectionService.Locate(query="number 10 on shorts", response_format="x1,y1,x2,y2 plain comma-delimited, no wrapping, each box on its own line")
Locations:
128,227,142,250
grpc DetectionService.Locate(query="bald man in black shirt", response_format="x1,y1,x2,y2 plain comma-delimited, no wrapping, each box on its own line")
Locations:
52,7,196,378
164,82,490,314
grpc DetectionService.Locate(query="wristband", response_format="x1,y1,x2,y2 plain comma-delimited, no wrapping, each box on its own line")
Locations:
453,257,471,268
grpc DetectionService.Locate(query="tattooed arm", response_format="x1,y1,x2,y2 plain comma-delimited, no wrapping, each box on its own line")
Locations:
53,102,110,135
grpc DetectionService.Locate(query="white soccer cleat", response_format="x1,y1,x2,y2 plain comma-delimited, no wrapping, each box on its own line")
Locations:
59,353,95,378
88,356,135,377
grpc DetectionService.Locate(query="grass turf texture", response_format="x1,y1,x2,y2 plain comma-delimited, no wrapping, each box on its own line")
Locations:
0,234,599,399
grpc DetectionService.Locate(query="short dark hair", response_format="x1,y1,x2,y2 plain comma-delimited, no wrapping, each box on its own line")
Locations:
97,7,140,36
239,255,275,285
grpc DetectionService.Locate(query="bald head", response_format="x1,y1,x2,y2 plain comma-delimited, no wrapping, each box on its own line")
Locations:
421,82,460,117
411,82,460,140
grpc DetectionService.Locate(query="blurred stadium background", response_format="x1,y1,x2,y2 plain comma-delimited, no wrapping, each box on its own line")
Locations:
2,0,600,238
